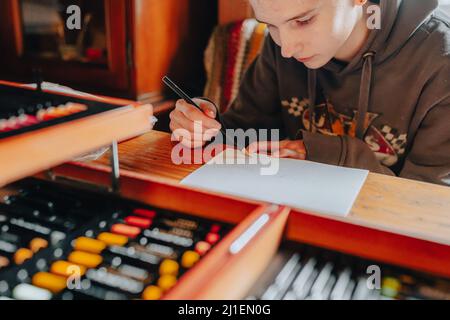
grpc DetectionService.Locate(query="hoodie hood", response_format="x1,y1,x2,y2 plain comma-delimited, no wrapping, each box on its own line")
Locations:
323,0,439,75
308,0,440,140
375,0,439,62
221,0,450,185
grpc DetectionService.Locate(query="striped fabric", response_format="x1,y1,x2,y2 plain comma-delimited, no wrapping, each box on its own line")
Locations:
203,19,268,113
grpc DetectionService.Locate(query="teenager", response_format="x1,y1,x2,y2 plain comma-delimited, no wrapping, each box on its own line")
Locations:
170,0,450,186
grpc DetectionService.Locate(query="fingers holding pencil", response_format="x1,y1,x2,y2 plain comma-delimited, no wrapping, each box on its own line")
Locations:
170,98,222,148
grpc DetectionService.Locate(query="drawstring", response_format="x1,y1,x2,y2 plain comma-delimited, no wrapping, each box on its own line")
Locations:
307,69,317,132
356,51,376,139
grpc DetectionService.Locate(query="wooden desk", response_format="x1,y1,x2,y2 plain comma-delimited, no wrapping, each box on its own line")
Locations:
89,130,450,246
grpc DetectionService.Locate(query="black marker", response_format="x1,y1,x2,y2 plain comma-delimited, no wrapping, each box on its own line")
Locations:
162,76,244,150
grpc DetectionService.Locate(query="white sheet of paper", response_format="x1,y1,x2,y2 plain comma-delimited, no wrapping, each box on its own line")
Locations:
181,149,369,217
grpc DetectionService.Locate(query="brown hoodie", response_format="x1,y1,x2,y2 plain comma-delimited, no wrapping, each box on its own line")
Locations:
221,0,450,186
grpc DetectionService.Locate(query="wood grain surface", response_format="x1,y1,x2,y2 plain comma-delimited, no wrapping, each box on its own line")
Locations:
88,131,450,245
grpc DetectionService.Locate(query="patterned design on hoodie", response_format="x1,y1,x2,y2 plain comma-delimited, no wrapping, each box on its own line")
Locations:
282,97,408,167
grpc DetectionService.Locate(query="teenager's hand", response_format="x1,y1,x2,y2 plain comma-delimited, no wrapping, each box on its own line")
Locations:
169,98,222,148
245,140,307,160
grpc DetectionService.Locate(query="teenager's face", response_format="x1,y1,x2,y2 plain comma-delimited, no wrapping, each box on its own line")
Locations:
250,0,363,68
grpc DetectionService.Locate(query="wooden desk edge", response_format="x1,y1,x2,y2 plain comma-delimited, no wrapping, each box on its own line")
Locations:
87,131,450,246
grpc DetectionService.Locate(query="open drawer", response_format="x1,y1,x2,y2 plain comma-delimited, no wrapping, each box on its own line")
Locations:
0,162,289,300
0,80,153,187
244,208,450,300
285,209,450,279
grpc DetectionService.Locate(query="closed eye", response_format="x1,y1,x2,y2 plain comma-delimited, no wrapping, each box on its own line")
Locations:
295,16,315,26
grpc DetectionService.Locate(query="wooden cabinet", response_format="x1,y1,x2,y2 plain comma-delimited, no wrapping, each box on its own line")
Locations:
219,0,253,24
0,0,217,101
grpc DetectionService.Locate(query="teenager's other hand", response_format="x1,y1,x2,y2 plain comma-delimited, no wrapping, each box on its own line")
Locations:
245,140,307,160
169,98,222,148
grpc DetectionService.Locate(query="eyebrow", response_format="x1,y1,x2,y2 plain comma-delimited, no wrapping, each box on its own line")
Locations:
255,8,316,26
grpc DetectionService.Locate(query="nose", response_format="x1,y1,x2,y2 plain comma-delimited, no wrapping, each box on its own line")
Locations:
281,45,294,59
280,31,302,59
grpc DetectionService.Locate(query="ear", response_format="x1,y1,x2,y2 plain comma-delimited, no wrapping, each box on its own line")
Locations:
355,0,368,6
